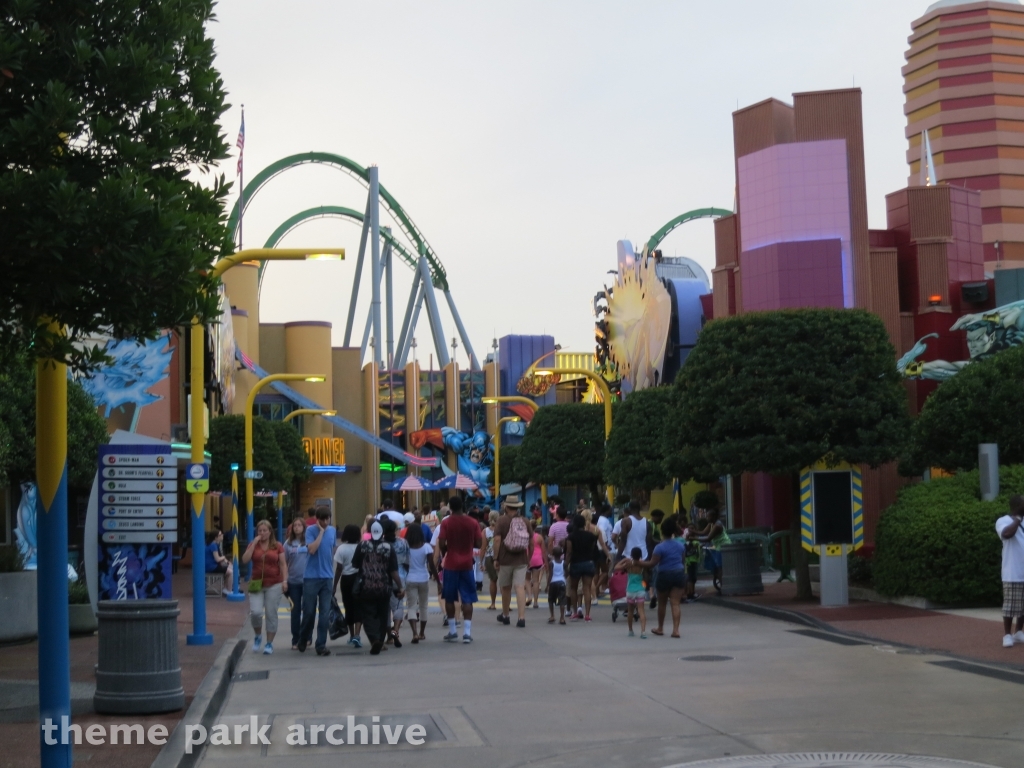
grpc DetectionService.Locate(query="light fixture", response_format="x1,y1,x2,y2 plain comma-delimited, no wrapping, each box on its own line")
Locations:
482,397,497,404
323,410,337,416
306,253,343,261
928,295,942,306
535,369,554,376
304,376,326,382
230,463,239,472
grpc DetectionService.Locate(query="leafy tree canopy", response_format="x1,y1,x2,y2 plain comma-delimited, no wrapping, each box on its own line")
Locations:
0,0,233,369
499,443,524,488
0,350,109,487
666,309,910,479
207,415,310,498
519,403,606,488
901,344,1024,475
604,385,673,492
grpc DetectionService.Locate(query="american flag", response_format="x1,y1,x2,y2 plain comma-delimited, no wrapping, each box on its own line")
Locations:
235,112,245,176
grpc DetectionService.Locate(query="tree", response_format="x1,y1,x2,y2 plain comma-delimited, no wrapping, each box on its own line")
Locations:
206,415,311,501
519,403,606,499
604,385,674,494
0,0,232,369
0,351,109,487
665,309,910,599
901,345,1024,475
498,443,526,490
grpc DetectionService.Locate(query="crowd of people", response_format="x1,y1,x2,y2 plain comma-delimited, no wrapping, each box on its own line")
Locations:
207,492,731,656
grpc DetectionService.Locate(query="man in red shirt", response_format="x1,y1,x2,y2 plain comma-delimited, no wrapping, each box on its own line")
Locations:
436,496,483,643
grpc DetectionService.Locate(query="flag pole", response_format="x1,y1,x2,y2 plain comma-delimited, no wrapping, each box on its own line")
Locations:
237,105,245,250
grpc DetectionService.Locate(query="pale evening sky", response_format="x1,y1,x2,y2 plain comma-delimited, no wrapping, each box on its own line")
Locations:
208,0,936,366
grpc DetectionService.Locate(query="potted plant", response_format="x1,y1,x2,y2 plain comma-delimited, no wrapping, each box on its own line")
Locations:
68,579,98,635
0,545,37,642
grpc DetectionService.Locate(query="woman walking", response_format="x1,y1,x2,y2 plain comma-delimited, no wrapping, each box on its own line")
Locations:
242,519,287,655
384,519,410,646
332,524,363,648
404,523,435,642
642,517,687,637
283,517,308,649
352,520,404,655
564,515,599,622
526,521,546,609
484,510,499,610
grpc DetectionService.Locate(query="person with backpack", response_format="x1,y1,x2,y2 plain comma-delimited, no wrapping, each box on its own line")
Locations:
492,495,534,628
436,496,483,643
352,520,404,655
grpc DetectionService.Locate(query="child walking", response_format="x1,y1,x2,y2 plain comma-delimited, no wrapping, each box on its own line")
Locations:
614,547,647,638
547,545,567,625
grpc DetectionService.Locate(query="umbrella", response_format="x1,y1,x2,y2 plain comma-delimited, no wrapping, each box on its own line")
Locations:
382,475,433,491
430,473,479,491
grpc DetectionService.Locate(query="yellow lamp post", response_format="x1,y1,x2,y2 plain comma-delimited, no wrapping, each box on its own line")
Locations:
482,395,539,412
244,374,326,558
187,247,341,645
493,416,521,499
283,408,336,422
535,368,613,438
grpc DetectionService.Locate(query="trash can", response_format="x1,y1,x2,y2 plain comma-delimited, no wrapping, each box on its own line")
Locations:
93,599,185,714
720,542,764,596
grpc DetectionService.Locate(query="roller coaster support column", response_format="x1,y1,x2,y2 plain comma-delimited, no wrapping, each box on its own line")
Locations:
395,270,423,367
398,285,425,368
384,228,395,366
369,165,383,367
343,195,372,346
361,247,390,363
418,253,450,367
445,290,480,370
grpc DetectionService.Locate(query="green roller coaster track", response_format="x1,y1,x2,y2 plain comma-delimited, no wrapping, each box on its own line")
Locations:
646,207,732,254
227,151,449,290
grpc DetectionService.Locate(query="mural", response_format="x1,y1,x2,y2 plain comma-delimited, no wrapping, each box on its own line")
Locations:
898,299,1024,380
77,334,174,436
97,543,171,600
409,427,494,505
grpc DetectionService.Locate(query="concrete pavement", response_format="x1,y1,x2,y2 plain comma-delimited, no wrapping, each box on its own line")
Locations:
194,595,1024,768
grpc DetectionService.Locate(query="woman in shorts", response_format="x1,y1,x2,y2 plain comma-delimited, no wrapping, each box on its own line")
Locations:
642,518,687,637
526,521,546,608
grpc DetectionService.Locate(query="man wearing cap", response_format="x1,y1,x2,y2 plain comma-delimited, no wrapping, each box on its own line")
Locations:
493,495,534,628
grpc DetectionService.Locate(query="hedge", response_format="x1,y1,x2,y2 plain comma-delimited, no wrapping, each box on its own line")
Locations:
873,466,1024,605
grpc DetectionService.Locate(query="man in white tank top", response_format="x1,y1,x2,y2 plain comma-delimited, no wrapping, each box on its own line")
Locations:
617,501,654,561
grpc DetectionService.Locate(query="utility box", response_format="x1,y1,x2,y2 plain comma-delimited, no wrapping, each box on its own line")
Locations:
980,443,999,501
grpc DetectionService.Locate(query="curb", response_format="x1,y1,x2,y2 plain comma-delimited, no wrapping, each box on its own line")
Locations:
151,637,245,768
704,594,1024,675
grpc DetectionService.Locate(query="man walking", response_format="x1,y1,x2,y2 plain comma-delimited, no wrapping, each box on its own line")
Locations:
299,506,336,656
436,496,482,643
997,495,1024,648
493,495,533,627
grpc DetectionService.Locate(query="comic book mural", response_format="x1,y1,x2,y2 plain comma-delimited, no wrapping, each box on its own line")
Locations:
898,299,1024,380
77,333,174,438
378,370,407,484
409,427,495,505
97,543,171,600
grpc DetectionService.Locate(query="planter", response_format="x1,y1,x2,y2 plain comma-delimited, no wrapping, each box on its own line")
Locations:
0,571,38,642
69,603,98,635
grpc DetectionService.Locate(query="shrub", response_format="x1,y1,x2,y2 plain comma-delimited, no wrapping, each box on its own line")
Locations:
68,579,90,605
848,553,873,587
0,545,26,573
872,466,1024,605
693,490,720,511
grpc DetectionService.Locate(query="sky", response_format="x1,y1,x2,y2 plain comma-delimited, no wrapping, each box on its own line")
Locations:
207,0,936,366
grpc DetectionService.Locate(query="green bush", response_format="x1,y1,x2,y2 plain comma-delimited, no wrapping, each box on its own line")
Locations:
0,545,26,573
848,554,873,587
693,490,719,511
872,466,1024,605
68,579,90,605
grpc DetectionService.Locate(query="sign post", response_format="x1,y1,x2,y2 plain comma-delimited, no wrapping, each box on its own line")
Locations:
800,461,863,607
97,445,177,600
226,467,245,602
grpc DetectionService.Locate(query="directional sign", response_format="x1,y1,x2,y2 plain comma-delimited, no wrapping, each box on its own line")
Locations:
103,518,177,531
102,453,171,467
243,470,264,480
102,531,177,544
102,466,170,479
102,493,171,505
184,462,210,493
101,506,172,517
103,479,177,493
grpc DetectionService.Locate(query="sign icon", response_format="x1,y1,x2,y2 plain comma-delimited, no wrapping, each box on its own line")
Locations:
243,470,264,480
184,463,210,494
157,468,165,477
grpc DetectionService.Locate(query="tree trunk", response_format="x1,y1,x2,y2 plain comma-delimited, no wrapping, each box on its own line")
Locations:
791,472,812,600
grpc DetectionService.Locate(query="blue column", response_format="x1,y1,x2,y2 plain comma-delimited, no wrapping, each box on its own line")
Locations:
186,502,213,645
246,504,254,581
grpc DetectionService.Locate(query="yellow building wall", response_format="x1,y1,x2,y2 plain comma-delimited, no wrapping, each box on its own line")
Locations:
227,309,257,416
220,262,260,365
332,347,369,529
259,324,286,376
284,322,333,441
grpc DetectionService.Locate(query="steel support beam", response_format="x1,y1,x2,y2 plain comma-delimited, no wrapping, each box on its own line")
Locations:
369,166,383,367
395,270,423,368
418,255,450,368
342,194,373,346
444,290,479,370
398,289,425,369
360,247,388,363
384,229,394,367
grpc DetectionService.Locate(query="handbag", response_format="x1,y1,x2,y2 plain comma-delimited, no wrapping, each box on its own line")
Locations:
248,548,266,593
328,597,348,640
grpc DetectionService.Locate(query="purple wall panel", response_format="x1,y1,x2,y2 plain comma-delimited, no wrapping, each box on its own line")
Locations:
741,240,844,311
738,139,853,307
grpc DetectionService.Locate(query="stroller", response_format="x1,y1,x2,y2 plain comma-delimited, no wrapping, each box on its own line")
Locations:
609,571,628,622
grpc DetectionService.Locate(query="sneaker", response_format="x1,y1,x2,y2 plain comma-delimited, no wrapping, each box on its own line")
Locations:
263,642,274,655
628,630,635,637
351,636,362,649
391,632,402,649
516,618,526,628
584,616,592,623
443,617,449,626
1015,631,1024,644
370,641,383,655
576,607,584,619
462,635,473,644
498,614,510,625
444,633,459,643
640,632,648,639
252,636,262,653
315,647,331,656
297,639,307,653
1003,634,1015,648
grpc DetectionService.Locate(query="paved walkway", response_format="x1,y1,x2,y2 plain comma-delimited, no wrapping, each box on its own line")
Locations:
195,585,1023,768
0,569,247,768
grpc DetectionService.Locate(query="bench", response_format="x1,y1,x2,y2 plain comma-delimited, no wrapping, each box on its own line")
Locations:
205,573,224,596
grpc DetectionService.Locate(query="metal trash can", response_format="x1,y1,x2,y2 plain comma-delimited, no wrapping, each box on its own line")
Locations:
94,599,184,714
720,542,764,596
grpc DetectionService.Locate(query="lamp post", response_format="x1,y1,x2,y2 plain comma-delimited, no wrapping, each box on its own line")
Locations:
481,395,539,413
282,408,336,423
187,247,342,645
493,416,521,500
534,368,613,438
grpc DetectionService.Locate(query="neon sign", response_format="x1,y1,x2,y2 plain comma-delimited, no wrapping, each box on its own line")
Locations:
302,437,345,468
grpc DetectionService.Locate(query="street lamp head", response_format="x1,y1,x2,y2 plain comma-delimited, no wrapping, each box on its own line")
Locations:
304,376,326,382
535,369,554,377
230,463,239,472
482,397,497,404
323,410,337,416
306,252,343,261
